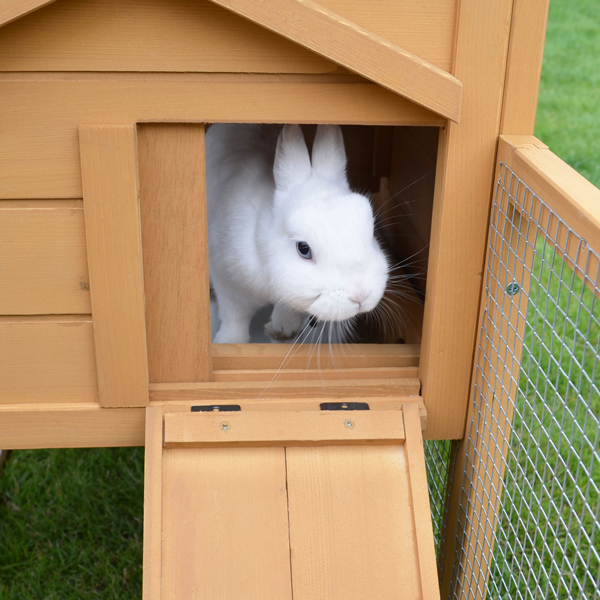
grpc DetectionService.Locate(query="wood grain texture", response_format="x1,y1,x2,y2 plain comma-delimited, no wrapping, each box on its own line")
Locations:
212,342,420,370
403,403,440,599
213,365,419,382
138,124,212,383
80,125,149,408
285,444,421,599
143,406,163,600
149,377,421,402
0,315,97,403
0,78,442,199
0,403,144,448
319,0,456,71
0,0,333,73
0,0,456,72
161,446,292,599
209,0,462,122
0,0,54,26
419,0,514,440
163,410,405,447
500,0,550,135
0,199,90,314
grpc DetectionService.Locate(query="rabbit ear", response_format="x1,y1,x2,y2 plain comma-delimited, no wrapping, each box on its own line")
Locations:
311,125,347,181
274,125,311,192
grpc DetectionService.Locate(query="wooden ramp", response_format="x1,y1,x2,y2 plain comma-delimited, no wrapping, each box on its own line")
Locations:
143,402,440,600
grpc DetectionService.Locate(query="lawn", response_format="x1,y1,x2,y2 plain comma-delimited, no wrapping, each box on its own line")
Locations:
1,1,599,598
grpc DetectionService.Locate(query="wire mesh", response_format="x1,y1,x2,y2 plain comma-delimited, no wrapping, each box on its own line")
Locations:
445,162,600,599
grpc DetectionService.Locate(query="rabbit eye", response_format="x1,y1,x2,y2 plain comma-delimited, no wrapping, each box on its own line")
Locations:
296,241,312,260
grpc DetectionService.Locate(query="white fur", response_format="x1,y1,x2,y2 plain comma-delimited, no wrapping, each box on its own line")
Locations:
206,124,389,343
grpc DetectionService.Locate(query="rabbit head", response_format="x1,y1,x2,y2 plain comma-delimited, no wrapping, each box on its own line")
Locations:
266,124,389,322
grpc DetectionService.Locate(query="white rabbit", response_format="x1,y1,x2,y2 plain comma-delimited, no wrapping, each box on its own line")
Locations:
206,123,389,344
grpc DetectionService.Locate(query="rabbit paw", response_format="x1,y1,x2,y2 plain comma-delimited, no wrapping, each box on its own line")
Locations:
265,305,303,342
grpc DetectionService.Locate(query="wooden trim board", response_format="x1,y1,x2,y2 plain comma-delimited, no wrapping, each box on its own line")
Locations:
163,409,406,447
79,125,149,408
0,0,55,26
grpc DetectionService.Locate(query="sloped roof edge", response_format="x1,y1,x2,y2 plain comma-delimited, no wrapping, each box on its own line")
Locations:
1,0,462,122
0,0,55,27
209,0,462,123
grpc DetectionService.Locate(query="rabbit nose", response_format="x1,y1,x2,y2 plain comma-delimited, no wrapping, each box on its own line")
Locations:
350,289,369,306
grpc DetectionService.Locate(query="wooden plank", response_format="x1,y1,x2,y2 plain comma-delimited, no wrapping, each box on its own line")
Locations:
0,199,90,314
209,0,462,122
500,0,550,134
0,0,456,72
0,0,54,27
149,377,421,402
79,125,149,408
213,366,419,382
403,403,440,600
319,0,456,71
0,77,443,199
164,410,405,448
419,0,514,440
137,124,212,383
0,0,333,73
499,136,600,257
0,315,97,403
0,403,144,448
142,406,163,600
161,446,292,599
212,342,420,370
285,444,421,599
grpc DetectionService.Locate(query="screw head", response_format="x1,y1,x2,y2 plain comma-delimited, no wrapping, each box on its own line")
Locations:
344,419,355,429
220,422,230,431
506,282,521,296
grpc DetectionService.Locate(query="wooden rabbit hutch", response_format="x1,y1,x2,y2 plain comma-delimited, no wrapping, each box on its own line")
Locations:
2,0,600,598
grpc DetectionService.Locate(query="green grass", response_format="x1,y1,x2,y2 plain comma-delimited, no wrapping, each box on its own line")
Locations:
0,449,144,599
535,0,600,187
2,0,600,598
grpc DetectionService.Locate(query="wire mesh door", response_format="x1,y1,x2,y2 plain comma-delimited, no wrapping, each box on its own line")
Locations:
434,137,600,600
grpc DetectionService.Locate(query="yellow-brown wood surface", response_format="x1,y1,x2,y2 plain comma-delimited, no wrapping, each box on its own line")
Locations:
0,0,456,72
142,406,163,600
0,199,90,314
0,403,144,448
80,125,149,408
0,76,442,199
419,0,514,439
209,0,462,122
0,315,97,404
285,444,421,599
160,446,293,599
138,124,212,383
0,0,54,26
163,410,406,447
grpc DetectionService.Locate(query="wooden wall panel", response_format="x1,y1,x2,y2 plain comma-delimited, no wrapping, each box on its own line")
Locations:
319,0,456,71
137,124,212,383
0,0,334,73
0,77,442,199
0,404,144,449
0,199,90,314
0,0,456,73
0,316,98,404
80,125,149,408
419,0,514,439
